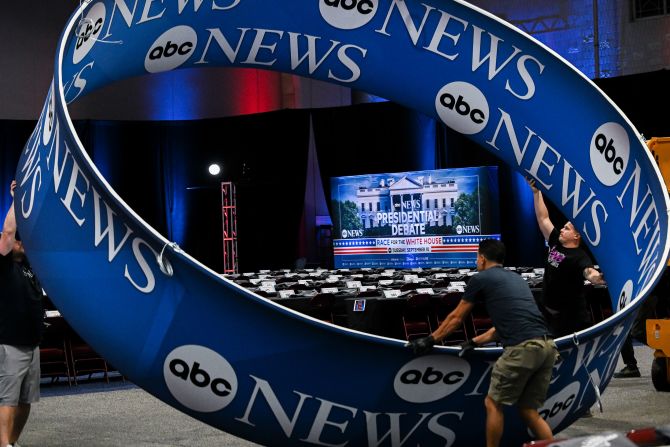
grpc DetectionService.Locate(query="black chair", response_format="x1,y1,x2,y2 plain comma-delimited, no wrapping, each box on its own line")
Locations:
430,279,451,288
356,289,380,297
400,282,421,291
308,293,337,323
40,318,72,386
470,301,493,338
402,293,433,341
434,292,469,344
67,331,109,385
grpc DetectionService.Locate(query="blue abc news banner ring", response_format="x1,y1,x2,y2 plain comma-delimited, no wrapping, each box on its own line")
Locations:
14,1,670,445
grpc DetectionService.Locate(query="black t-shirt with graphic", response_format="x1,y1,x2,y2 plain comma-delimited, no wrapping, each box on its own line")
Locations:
463,265,548,347
542,228,593,314
0,252,44,346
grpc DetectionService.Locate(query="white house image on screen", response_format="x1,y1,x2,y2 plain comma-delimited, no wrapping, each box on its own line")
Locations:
356,175,459,229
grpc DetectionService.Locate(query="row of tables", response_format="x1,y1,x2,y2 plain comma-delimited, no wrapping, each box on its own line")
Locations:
224,266,545,298
223,267,610,340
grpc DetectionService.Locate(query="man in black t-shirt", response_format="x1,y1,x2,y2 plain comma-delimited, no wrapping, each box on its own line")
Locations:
0,180,44,447
407,240,558,447
528,178,605,337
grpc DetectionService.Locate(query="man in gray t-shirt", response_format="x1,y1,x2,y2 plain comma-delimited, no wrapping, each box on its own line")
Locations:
462,263,547,347
407,239,558,447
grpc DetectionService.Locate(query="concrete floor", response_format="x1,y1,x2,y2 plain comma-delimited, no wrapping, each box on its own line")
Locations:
17,344,669,446
559,344,670,440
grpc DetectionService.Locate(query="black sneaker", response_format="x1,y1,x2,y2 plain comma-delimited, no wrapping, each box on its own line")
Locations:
613,365,641,378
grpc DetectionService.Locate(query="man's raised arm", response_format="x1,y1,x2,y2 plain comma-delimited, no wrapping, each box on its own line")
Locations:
527,177,554,241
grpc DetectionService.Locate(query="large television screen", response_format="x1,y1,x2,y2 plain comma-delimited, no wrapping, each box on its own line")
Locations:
330,166,501,269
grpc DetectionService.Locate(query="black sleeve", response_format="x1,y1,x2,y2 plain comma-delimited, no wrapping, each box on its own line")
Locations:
462,274,483,304
0,252,11,271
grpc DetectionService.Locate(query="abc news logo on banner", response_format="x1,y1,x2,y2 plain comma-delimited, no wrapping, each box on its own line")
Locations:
435,82,490,135
537,381,580,429
42,82,56,146
589,122,630,187
319,0,379,30
73,2,106,64
617,280,634,311
394,356,470,403
145,26,198,73
164,345,238,412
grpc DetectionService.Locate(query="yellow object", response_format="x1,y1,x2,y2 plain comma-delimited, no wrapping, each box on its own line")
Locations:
645,137,670,266
647,319,670,358
646,137,670,192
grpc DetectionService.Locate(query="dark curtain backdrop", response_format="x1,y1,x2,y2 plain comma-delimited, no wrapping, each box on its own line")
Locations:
312,102,438,203
0,121,37,217
594,70,670,139
85,110,312,272
1,70,667,272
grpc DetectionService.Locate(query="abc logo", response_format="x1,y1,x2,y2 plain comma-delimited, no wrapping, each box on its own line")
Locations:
42,82,56,146
73,2,106,64
536,381,579,429
168,360,232,397
145,26,197,74
341,229,348,238
394,355,470,403
435,82,489,135
319,0,378,30
163,345,237,413
589,122,630,186
617,280,633,311
456,225,463,235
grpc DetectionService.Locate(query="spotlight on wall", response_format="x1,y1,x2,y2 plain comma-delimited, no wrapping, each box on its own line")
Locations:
208,163,222,176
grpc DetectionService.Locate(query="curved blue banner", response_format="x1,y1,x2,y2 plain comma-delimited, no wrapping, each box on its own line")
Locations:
13,1,669,445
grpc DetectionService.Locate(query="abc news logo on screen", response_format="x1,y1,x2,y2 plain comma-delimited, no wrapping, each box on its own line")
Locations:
342,229,364,238
456,224,480,235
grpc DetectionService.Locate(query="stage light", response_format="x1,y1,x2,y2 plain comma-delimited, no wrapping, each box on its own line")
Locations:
208,163,221,176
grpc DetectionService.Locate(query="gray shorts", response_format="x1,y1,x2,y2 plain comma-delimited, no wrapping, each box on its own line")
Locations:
488,337,558,409
0,344,40,406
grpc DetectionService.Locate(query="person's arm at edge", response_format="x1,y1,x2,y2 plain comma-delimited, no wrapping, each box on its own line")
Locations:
0,180,17,256
471,326,497,345
584,267,606,285
527,177,554,241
